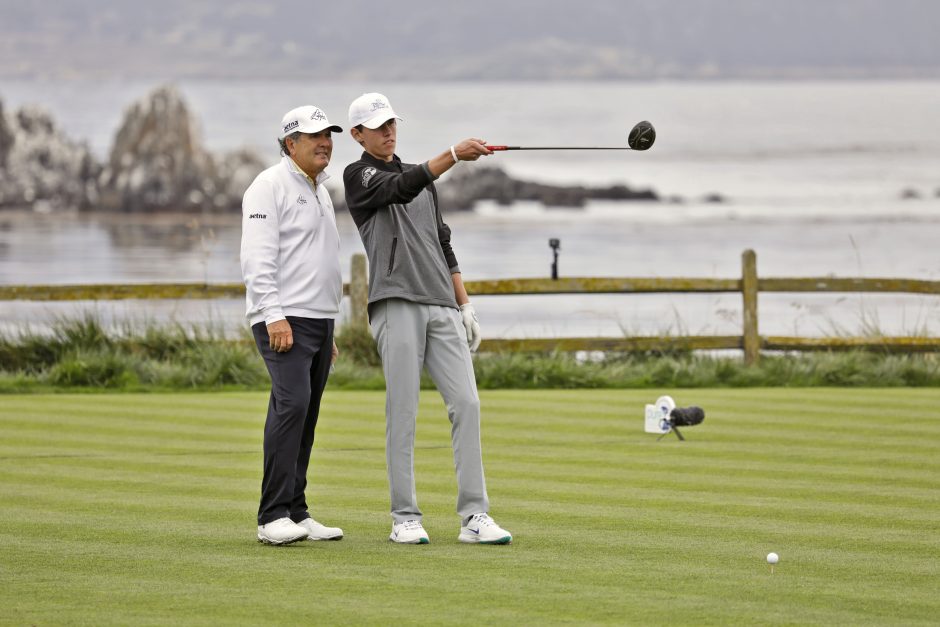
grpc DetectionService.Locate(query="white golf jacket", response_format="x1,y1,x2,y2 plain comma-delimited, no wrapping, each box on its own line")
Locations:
240,156,342,327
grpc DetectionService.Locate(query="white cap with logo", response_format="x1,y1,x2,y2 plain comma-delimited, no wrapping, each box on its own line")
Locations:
348,93,403,129
278,105,343,139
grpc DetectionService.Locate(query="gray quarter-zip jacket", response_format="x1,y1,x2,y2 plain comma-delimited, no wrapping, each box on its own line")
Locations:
343,152,460,313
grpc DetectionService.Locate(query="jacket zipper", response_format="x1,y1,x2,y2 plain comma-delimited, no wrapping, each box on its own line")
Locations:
386,237,398,276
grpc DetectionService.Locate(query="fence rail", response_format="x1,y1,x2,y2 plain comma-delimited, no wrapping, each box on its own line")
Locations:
3,250,939,364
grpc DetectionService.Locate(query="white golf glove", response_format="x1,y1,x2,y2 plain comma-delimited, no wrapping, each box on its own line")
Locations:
460,303,482,352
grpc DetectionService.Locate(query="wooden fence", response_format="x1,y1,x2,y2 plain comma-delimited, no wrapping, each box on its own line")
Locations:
2,249,939,365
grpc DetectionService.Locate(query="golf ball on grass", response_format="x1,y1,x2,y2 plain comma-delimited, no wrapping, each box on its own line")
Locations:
767,552,779,564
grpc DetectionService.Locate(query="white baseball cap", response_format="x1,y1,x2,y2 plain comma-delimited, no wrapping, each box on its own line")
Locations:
348,93,403,129
278,105,343,139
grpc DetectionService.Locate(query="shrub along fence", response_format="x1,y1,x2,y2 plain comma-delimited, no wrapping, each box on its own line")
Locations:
2,250,938,366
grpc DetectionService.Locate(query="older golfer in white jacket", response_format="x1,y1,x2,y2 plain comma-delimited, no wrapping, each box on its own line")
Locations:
241,105,344,546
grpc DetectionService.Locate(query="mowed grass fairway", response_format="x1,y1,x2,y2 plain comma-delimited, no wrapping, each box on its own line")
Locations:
1,389,938,625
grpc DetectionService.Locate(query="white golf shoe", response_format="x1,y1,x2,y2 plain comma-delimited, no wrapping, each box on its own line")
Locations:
257,517,309,545
298,518,343,541
458,513,512,544
389,520,430,544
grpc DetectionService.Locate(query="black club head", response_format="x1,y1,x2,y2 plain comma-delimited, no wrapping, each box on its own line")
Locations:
628,121,656,151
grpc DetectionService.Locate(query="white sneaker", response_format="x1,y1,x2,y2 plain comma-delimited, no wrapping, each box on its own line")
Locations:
298,518,343,541
257,517,309,545
458,513,512,544
389,520,430,544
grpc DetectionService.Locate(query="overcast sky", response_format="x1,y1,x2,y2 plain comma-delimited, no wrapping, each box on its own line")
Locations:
2,0,939,80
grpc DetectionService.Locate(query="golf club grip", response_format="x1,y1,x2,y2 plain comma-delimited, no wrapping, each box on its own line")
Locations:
487,146,513,151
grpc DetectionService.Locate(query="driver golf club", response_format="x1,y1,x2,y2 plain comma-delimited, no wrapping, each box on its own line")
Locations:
487,120,656,152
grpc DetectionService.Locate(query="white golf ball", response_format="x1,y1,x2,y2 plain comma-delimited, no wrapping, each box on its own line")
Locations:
767,552,779,564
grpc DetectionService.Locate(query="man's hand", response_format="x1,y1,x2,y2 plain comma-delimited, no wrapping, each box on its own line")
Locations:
460,303,482,352
331,340,339,365
267,319,293,353
429,139,493,177
452,138,493,162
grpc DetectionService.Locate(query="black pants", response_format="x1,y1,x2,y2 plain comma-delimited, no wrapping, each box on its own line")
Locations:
252,316,334,526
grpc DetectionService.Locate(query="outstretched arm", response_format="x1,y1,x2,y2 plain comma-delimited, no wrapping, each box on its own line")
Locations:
427,138,494,178
344,139,494,213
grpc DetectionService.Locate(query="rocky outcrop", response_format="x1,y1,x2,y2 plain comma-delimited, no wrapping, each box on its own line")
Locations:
0,87,265,213
0,99,100,211
0,101,13,168
4,86,664,213
434,165,658,210
98,85,263,212
330,165,660,213
216,147,268,207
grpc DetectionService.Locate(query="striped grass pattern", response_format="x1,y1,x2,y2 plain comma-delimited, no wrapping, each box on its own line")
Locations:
1,389,938,625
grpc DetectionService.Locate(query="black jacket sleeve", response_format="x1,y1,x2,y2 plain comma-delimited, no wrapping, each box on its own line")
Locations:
430,184,459,271
343,160,436,214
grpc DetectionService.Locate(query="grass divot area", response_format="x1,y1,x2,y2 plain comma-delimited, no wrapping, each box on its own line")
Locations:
1,389,938,625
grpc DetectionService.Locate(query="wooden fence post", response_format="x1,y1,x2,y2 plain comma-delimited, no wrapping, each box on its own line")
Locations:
741,249,760,366
350,253,368,330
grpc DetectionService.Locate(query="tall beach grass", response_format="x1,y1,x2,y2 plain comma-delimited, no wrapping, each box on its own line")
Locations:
1,314,938,392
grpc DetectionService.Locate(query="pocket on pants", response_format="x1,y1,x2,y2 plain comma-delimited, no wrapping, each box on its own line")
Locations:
369,300,386,341
447,308,468,343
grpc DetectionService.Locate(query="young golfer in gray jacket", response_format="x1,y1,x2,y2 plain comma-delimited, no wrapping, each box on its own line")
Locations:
343,92,512,545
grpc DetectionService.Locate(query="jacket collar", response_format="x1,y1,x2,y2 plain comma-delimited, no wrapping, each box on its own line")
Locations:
359,151,403,172
283,155,331,186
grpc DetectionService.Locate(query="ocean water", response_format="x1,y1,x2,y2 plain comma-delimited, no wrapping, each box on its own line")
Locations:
1,80,938,339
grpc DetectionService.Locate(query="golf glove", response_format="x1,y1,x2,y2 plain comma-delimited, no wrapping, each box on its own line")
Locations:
460,303,482,352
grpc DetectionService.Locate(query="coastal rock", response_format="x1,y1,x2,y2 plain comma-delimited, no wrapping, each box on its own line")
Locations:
0,99,100,211
0,100,13,168
6,87,666,214
98,85,260,212
216,148,267,207
435,165,658,211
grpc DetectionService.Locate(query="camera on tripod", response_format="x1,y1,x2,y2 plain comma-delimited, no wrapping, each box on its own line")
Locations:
644,395,705,441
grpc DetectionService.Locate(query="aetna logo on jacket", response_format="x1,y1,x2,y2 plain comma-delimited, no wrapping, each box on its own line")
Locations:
249,213,267,219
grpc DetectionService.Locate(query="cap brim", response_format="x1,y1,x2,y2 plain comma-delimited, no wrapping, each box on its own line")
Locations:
305,123,343,135
280,123,344,139
361,112,403,130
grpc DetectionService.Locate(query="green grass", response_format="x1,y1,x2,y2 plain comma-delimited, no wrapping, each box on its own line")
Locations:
5,315,940,392
1,389,939,625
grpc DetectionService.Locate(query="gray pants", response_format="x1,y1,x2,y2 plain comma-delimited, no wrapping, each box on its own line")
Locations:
370,298,489,524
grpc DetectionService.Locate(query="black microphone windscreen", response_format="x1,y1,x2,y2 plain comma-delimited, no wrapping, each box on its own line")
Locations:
669,406,705,426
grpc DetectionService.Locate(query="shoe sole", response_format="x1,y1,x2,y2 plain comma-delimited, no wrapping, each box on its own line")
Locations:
307,534,343,541
389,536,430,544
458,534,512,544
257,534,308,546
